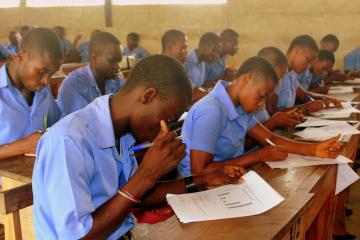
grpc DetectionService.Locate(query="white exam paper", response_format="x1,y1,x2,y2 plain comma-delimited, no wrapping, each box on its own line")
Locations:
335,164,360,195
328,86,354,94
311,103,360,118
295,117,357,128
166,171,284,223
266,154,352,169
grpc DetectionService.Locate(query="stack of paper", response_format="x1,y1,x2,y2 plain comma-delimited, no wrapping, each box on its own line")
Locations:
293,122,360,141
328,86,354,94
266,154,352,169
296,117,358,128
166,171,284,223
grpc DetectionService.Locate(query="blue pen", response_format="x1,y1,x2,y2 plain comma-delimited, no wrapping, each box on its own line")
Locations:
129,135,188,151
306,95,316,102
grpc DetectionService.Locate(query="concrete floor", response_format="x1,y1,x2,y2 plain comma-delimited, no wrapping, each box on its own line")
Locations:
346,168,360,238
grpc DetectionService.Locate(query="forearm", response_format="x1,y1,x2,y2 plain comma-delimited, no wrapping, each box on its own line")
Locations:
269,134,315,156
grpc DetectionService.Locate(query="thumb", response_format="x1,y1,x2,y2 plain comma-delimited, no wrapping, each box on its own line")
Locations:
154,120,169,141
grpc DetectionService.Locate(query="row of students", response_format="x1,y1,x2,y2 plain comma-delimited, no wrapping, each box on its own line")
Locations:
0,27,348,239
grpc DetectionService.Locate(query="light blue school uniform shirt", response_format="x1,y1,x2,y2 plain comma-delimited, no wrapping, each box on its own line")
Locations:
206,55,227,81
57,65,125,117
178,80,258,177
344,47,360,72
61,39,71,54
0,64,60,145
123,46,150,59
275,70,299,109
6,43,17,56
0,44,11,60
298,68,313,90
78,41,90,63
254,107,270,123
184,49,207,88
33,95,138,240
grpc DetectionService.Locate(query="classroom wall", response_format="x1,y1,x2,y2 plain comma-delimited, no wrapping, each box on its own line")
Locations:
1,0,360,70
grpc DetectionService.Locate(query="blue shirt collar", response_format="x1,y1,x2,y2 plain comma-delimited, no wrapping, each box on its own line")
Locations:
85,64,98,87
188,49,201,64
210,80,239,120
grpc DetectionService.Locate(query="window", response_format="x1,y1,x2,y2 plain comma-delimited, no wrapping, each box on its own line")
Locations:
26,0,104,7
112,0,226,5
0,0,20,8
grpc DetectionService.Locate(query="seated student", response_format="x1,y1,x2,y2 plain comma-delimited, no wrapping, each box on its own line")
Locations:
77,29,102,63
53,26,72,54
206,29,239,83
320,34,340,53
0,28,62,145
298,49,335,94
266,35,341,116
58,32,126,117
32,55,244,239
123,32,150,59
255,47,303,129
185,32,222,103
344,46,360,73
7,31,21,56
177,57,342,177
161,29,189,64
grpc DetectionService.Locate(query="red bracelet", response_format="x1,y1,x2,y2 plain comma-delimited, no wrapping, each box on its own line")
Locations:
118,189,141,204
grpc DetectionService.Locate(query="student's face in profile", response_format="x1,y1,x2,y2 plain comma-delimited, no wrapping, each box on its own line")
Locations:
17,51,61,92
312,60,333,76
203,41,222,64
129,91,189,143
92,43,122,79
320,42,338,53
238,75,276,113
170,35,189,64
222,38,239,56
292,48,317,74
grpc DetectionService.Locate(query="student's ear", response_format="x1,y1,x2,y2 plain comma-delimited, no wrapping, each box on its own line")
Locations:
242,73,252,85
17,49,26,63
140,87,157,105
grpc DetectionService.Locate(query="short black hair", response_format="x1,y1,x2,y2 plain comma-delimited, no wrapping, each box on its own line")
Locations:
288,35,319,53
121,54,192,103
236,56,278,84
257,47,288,69
127,32,140,42
321,34,339,46
161,29,185,51
318,49,335,64
21,27,63,61
20,26,31,33
220,29,239,42
89,31,121,55
199,32,220,47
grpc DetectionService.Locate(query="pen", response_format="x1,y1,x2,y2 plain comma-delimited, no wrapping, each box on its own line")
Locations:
129,135,188,151
265,138,276,147
306,95,316,102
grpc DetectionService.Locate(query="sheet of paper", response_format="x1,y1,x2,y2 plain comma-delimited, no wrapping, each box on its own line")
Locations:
334,78,360,84
293,122,360,141
295,117,357,128
166,171,284,223
335,164,360,195
311,103,360,118
328,86,354,94
327,93,359,102
266,154,352,169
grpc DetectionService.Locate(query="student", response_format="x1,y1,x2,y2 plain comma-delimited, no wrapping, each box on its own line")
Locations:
7,31,21,56
77,29,102,63
298,49,335,93
0,28,62,145
20,25,31,39
32,55,244,239
54,26,72,54
161,29,188,64
185,32,222,102
178,57,342,177
344,46,360,73
320,34,339,53
206,29,239,82
266,35,341,116
58,32,126,117
123,32,150,59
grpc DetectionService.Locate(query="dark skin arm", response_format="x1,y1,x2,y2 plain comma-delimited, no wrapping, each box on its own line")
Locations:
296,87,342,109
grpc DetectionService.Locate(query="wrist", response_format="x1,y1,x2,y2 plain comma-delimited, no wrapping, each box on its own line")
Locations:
192,175,206,192
124,168,157,199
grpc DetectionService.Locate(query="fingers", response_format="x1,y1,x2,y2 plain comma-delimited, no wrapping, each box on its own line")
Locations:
221,165,246,178
154,120,169,141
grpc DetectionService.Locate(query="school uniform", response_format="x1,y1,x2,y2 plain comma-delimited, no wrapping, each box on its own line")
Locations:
275,70,299,109
6,43,17,56
184,49,207,88
57,65,125,117
298,68,313,90
61,39,72,54
254,107,270,123
32,95,137,240
0,64,60,145
77,41,90,63
123,46,150,59
344,47,360,72
206,55,227,81
178,80,258,177
0,44,11,60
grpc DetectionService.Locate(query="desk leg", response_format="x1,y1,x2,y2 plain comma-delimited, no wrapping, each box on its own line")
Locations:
2,177,34,240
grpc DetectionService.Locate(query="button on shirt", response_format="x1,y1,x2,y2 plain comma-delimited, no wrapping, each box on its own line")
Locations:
123,46,150,59
184,49,207,88
206,55,227,81
33,95,138,240
344,47,360,72
178,80,258,177
0,64,60,144
57,65,125,117
275,70,299,109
